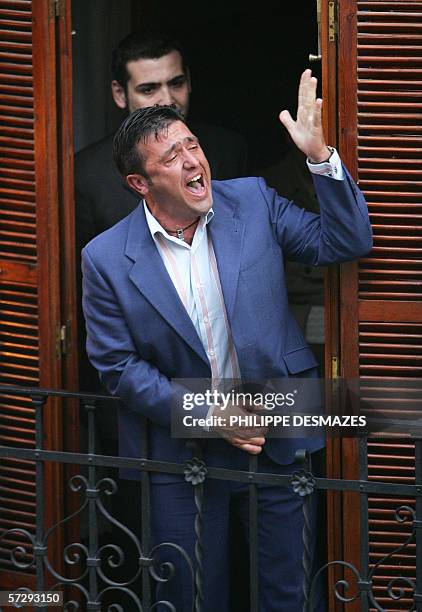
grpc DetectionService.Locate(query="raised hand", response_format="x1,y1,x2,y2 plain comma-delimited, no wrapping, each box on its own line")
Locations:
279,69,331,163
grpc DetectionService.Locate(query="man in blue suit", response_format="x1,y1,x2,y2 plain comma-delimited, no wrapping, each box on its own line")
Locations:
82,69,372,611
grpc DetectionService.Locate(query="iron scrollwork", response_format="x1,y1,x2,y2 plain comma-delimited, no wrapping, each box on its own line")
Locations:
308,504,418,611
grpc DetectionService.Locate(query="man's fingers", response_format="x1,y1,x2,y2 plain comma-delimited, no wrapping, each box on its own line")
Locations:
298,68,311,110
237,426,268,439
314,97,323,127
279,110,295,135
243,402,265,413
229,439,264,455
239,443,263,455
230,435,266,446
304,76,318,110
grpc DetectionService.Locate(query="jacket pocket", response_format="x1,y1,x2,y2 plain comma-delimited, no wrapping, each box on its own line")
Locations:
283,346,319,375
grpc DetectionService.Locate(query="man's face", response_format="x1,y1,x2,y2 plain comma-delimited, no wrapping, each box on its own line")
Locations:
112,50,191,116
129,121,212,222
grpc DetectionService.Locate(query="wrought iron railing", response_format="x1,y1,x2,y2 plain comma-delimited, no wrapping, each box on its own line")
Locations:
0,385,421,611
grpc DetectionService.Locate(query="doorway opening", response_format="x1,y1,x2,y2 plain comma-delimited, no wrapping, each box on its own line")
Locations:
71,3,324,609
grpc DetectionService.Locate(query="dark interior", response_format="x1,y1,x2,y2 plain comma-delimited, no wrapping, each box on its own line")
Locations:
72,0,319,171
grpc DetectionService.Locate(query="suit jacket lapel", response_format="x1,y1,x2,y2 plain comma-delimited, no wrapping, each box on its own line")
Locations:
208,194,245,321
125,205,209,365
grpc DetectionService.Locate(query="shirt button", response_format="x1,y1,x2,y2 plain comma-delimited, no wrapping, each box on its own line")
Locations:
203,316,209,324
208,349,215,357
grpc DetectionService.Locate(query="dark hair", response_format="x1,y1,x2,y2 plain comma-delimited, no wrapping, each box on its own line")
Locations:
111,31,187,91
113,105,185,177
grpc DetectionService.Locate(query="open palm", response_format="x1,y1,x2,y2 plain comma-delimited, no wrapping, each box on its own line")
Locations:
279,69,329,163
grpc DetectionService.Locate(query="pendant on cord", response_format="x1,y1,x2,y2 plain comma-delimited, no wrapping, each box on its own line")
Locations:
162,217,199,241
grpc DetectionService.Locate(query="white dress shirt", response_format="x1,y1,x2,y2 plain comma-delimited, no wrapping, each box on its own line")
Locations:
144,202,240,389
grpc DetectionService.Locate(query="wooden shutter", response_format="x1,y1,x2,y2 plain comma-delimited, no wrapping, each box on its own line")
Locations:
336,1,422,609
0,0,77,589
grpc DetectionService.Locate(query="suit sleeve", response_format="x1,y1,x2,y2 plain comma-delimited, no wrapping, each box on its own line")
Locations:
81,248,209,428
258,167,373,265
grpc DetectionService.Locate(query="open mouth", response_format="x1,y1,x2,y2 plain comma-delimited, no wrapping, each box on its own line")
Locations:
186,173,206,195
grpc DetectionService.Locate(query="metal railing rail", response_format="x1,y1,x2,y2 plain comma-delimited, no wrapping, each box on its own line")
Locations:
0,385,421,611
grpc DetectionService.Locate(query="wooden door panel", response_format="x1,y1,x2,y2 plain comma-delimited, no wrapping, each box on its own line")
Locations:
0,0,75,588
336,1,422,609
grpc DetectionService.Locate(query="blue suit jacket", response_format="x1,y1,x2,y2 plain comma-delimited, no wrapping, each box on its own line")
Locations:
82,172,372,478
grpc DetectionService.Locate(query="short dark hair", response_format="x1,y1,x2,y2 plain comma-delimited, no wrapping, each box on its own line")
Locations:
113,105,185,177
111,31,187,91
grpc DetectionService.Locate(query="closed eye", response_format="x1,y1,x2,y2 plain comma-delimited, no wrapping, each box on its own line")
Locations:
185,136,200,150
164,153,178,165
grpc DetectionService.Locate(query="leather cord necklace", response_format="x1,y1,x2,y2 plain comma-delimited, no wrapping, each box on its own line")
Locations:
162,217,199,241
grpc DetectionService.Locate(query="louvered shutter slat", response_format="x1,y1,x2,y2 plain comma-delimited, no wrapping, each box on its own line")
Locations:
0,0,67,587
337,2,422,607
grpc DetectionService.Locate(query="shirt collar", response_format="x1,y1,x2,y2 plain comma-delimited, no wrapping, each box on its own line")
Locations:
143,200,214,242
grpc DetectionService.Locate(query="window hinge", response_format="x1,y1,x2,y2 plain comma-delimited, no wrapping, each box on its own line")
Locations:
331,355,339,379
56,322,70,357
328,0,337,42
51,0,64,19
